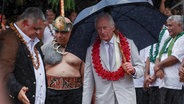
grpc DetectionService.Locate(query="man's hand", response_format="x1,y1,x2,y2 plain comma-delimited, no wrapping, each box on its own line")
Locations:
143,74,156,89
144,75,151,89
154,62,164,79
145,75,156,84
18,86,30,104
154,63,162,72
179,65,184,82
122,62,135,75
155,70,164,79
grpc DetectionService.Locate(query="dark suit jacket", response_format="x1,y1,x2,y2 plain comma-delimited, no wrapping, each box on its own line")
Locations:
7,29,47,104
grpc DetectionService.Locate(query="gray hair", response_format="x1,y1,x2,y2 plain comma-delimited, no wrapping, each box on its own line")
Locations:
95,13,115,28
17,7,45,23
167,15,183,28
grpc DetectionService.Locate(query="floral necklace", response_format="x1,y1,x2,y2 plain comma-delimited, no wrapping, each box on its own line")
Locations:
92,32,130,81
10,23,40,70
149,27,166,63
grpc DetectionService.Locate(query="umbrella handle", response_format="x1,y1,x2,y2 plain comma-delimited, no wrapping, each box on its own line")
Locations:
118,43,131,75
119,44,126,63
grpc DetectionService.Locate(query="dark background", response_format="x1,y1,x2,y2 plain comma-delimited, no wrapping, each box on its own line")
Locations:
0,0,182,22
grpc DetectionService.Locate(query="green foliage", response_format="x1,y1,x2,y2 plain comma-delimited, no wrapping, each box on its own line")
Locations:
64,0,75,11
48,0,75,12
15,0,24,6
48,0,60,12
4,0,14,3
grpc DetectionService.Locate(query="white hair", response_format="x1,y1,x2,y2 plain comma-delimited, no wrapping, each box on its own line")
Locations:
95,13,115,28
167,15,184,28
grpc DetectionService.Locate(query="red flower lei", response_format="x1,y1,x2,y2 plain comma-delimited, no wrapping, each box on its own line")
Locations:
92,32,131,81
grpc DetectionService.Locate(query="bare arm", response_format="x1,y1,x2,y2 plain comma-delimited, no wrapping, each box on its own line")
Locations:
179,58,184,82
144,57,157,88
159,0,166,14
144,57,151,88
154,55,179,72
145,57,150,77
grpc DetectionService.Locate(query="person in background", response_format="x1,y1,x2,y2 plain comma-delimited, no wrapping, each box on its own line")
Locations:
82,13,144,104
179,58,184,104
143,24,170,104
159,0,182,17
67,10,78,23
41,16,84,104
0,13,9,31
42,8,56,44
159,0,172,17
7,7,47,104
154,15,184,104
133,46,149,104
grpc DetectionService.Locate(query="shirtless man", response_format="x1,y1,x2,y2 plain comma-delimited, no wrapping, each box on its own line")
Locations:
41,16,84,104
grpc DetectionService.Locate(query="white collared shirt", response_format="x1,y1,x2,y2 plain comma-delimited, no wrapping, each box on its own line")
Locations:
159,35,184,90
42,24,55,44
14,23,46,104
159,25,170,53
146,44,161,87
133,46,148,88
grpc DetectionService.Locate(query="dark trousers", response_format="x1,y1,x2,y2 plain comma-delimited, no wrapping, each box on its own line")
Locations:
46,87,83,104
181,87,184,104
159,87,183,104
136,86,160,104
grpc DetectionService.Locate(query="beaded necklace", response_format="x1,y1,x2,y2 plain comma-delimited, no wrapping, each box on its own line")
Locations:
10,23,40,70
159,31,184,59
149,27,166,63
48,24,54,36
52,40,68,55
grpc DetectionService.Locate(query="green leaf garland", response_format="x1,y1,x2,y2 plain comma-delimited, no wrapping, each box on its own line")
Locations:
149,27,166,63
